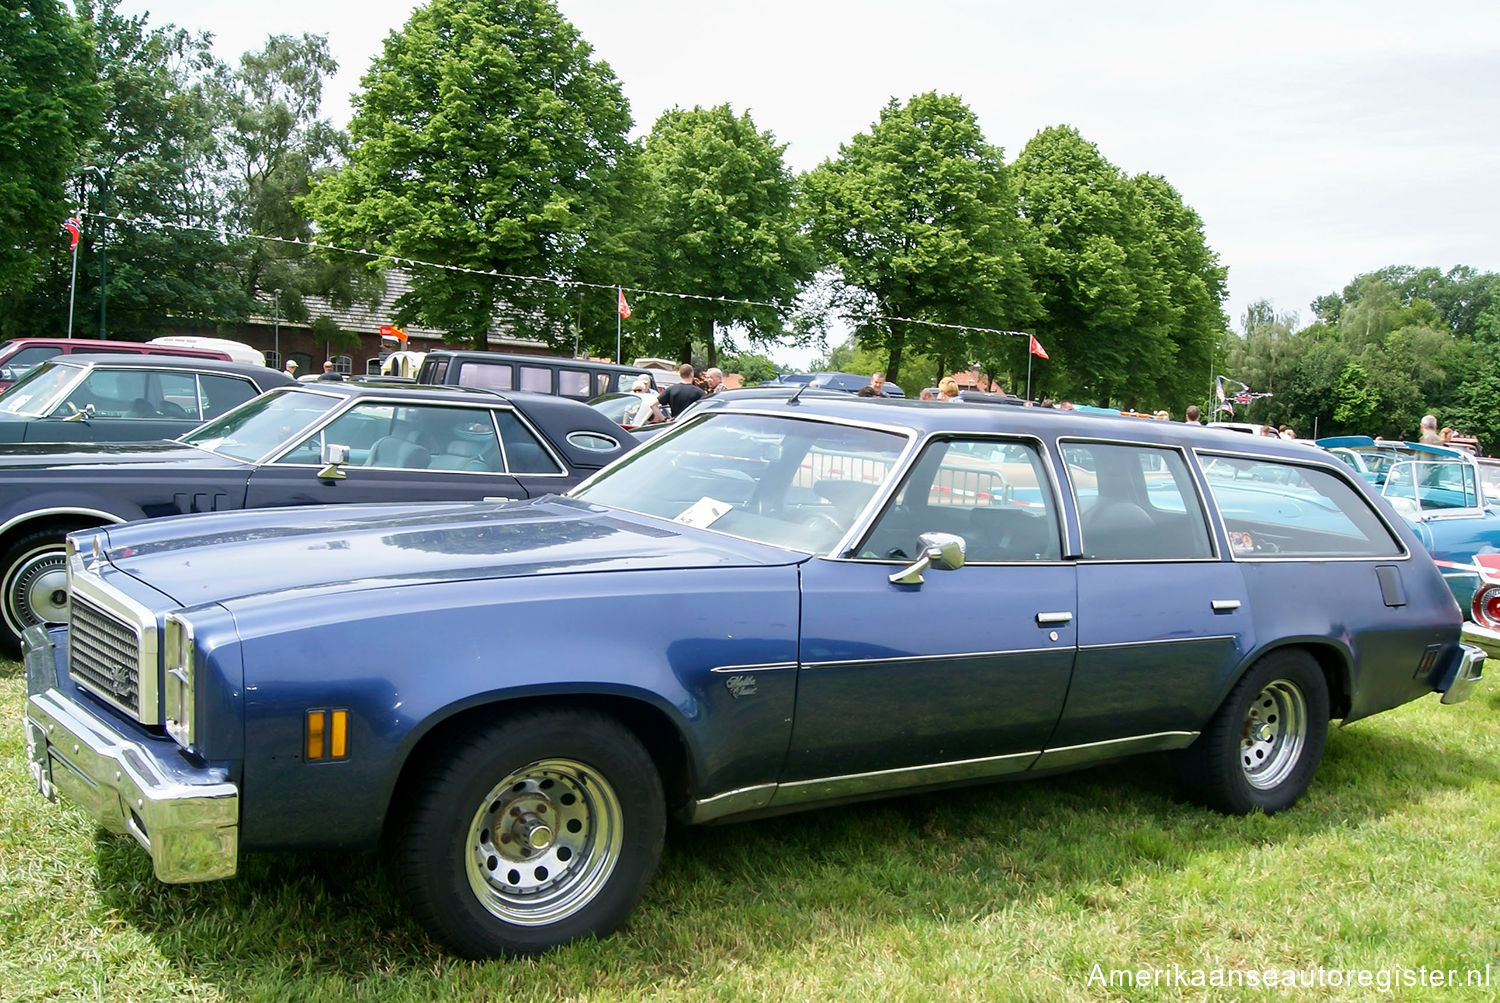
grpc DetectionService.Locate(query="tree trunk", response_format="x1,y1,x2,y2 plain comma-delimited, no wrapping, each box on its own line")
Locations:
700,316,716,367
885,327,905,388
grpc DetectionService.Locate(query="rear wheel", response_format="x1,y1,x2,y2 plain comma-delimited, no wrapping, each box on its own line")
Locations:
1,526,80,656
390,708,665,958
1177,649,1329,814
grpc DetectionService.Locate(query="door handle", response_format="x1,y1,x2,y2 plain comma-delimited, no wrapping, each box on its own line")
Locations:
1035,611,1073,625
1211,599,1242,612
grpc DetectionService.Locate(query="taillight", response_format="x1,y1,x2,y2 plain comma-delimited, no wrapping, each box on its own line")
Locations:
1472,583,1500,628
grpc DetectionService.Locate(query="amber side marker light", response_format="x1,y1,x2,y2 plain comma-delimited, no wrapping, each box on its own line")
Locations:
305,709,349,761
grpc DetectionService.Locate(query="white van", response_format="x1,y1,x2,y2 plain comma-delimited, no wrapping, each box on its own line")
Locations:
148,336,266,367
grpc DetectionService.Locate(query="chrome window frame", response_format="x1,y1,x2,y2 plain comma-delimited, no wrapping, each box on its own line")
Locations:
839,431,1070,566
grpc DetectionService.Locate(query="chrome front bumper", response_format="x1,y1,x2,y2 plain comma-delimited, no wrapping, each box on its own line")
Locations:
1438,641,1486,705
23,625,239,883
1460,620,1500,658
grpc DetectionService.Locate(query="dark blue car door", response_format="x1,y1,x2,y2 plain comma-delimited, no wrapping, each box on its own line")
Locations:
778,436,1077,803
1043,441,1249,758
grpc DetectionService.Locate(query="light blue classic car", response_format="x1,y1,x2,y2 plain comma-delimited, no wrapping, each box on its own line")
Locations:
25,399,1483,957
1318,436,1500,640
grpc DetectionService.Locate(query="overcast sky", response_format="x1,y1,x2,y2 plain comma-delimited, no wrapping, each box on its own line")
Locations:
121,0,1500,358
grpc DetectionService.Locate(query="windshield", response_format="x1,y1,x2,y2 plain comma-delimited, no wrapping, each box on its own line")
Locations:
180,387,340,461
573,411,910,552
0,362,83,416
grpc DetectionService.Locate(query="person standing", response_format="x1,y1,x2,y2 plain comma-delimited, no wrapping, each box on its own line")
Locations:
1185,405,1201,424
283,360,299,378
937,377,960,401
703,368,724,394
657,364,705,417
317,360,345,382
868,371,887,396
1419,414,1442,445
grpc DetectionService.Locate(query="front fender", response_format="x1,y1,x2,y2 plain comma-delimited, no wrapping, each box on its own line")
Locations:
229,566,801,850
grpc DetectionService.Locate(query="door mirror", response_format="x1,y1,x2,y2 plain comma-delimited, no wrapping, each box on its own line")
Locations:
318,442,350,480
62,402,96,422
889,531,966,585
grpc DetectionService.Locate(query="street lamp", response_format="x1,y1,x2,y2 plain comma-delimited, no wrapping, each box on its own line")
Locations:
84,166,110,338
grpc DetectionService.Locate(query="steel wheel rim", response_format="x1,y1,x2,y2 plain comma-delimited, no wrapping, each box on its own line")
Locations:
464,757,624,927
1240,679,1307,790
5,545,69,634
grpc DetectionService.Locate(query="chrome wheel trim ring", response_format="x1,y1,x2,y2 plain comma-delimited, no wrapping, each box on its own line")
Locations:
1240,679,1307,791
464,757,625,927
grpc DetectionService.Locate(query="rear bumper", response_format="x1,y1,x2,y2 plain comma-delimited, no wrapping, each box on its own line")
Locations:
1438,640,1486,705
23,625,239,882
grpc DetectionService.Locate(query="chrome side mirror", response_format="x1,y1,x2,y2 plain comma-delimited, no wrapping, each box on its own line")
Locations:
317,442,350,480
889,531,966,585
62,402,96,423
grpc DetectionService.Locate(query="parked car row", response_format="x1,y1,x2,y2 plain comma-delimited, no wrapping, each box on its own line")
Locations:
21,391,1482,959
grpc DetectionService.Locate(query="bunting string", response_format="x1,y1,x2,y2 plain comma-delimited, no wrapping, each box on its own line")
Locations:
73,210,1039,343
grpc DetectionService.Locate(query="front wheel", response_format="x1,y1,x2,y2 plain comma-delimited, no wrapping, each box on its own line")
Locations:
1176,649,1330,815
1,527,76,656
390,708,665,958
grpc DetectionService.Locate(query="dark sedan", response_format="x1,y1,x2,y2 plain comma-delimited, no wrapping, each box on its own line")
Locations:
0,381,633,652
0,354,295,443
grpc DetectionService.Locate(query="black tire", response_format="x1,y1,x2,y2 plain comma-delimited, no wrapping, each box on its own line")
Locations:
1177,649,1330,815
390,708,665,958
1,526,77,657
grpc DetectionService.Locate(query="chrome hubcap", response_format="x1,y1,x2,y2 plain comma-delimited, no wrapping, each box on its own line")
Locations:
1240,679,1307,790
465,758,623,926
8,548,69,629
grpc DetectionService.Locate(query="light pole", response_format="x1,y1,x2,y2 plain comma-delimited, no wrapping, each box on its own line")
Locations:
85,166,110,338
272,288,280,367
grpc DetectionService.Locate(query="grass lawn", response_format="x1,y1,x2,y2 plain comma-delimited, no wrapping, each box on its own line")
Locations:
4,657,1499,1001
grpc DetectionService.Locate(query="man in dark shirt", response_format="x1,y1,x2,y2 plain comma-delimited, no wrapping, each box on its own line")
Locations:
657,363,705,418
317,361,345,382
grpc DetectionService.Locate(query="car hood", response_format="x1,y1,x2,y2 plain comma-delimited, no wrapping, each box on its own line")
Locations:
88,496,806,608
0,439,235,470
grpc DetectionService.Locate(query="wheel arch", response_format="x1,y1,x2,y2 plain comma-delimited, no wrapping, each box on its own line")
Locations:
0,506,125,547
1239,638,1352,720
382,693,693,839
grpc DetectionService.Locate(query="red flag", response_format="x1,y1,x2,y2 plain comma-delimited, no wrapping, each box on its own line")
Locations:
1028,335,1048,359
63,217,82,250
379,324,407,343
617,289,632,319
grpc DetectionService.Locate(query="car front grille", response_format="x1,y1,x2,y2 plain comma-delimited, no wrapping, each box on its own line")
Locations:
66,571,159,724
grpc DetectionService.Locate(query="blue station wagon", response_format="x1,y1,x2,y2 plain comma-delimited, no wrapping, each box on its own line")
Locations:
23,396,1483,957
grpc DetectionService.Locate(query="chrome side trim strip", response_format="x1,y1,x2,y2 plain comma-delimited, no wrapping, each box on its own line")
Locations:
803,646,1064,669
687,784,778,823
708,661,798,674
1078,634,1237,652
1033,730,1199,770
769,749,1040,807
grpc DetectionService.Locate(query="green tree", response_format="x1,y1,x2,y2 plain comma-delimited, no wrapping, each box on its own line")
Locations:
1013,126,1225,407
214,33,370,328
0,0,103,307
802,92,1038,388
57,0,249,338
1332,362,1380,430
308,0,636,349
630,104,815,367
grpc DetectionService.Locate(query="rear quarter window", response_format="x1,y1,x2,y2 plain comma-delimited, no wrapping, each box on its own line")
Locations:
1199,454,1403,558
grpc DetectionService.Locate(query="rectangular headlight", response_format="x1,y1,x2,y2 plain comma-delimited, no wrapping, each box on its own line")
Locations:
162,613,195,750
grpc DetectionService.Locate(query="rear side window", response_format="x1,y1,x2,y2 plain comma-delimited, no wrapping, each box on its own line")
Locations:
1200,454,1402,557
557,369,591,398
198,374,259,419
518,365,551,394
457,361,513,391
1064,441,1214,560
496,410,562,474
